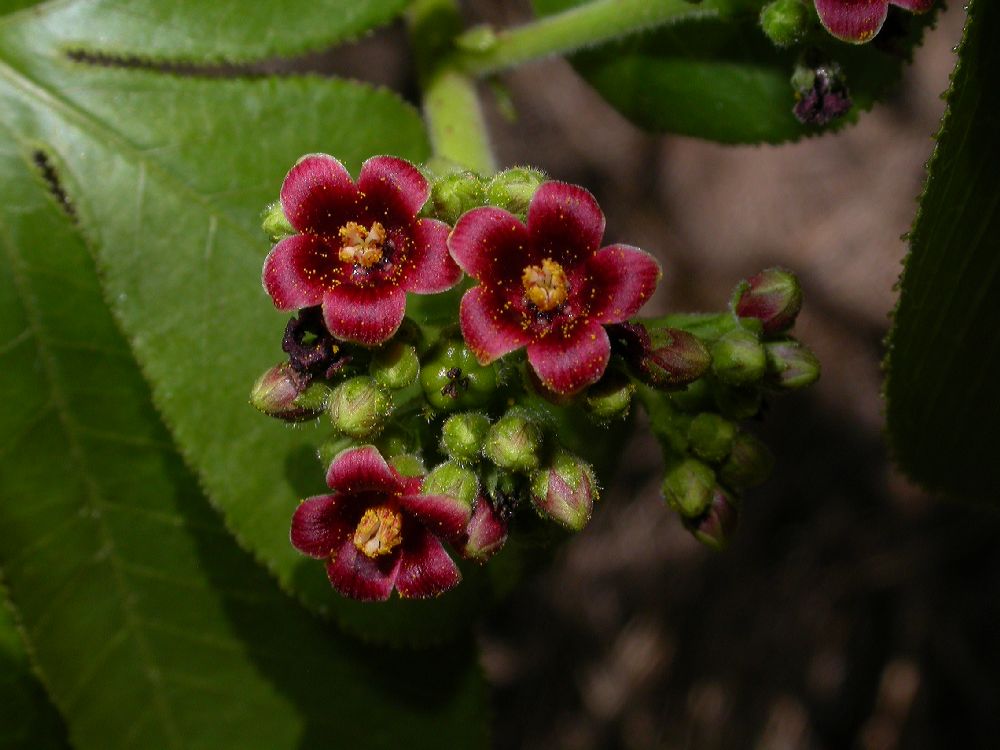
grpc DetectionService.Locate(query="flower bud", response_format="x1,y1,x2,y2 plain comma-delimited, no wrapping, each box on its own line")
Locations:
661,457,716,519
687,412,737,464
389,453,425,478
422,461,478,508
685,487,739,551
427,171,486,224
261,201,294,240
462,494,509,562
711,329,767,385
327,376,391,440
609,323,711,390
441,412,491,464
530,450,598,531
732,268,803,335
484,410,543,473
420,340,498,412
250,363,329,422
318,435,358,470
760,0,809,47
370,341,420,390
669,378,713,414
792,60,852,127
486,167,546,219
712,383,763,420
764,340,821,390
719,431,774,490
584,372,635,422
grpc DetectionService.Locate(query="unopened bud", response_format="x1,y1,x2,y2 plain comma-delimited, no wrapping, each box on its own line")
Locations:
661,458,716,519
370,341,420,390
462,494,509,562
610,323,711,390
420,340,498,412
441,412,491,464
261,201,294,241
711,329,767,385
685,487,739,551
719,431,774,490
760,0,809,47
669,378,713,414
250,363,328,422
389,453,425,478
427,171,486,224
764,340,820,389
486,167,546,219
712,383,763,420
530,450,598,531
485,410,543,473
327,376,391,440
687,413,737,464
733,268,802,335
585,372,635,422
422,461,478,508
318,435,358,470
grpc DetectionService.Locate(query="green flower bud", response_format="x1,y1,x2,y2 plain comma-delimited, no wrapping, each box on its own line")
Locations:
661,458,716,519
759,0,809,48
389,453,426,478
687,413,737,464
719,431,774,490
422,461,478,508
427,171,486,224
486,167,546,219
685,487,739,551
529,450,598,531
712,383,763,421
327,376,391,440
732,267,803,335
318,434,358,470
370,341,420,390
484,409,543,473
711,329,767,385
261,201,294,241
764,340,821,390
584,372,635,422
441,412,491,464
669,378,713,414
420,340,498,412
250,363,329,422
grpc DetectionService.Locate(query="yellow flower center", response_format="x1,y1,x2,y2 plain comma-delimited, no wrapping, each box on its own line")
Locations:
338,221,386,268
522,258,569,312
352,505,403,558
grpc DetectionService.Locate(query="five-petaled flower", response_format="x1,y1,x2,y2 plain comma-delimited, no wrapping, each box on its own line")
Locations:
449,182,661,394
290,446,471,600
262,154,462,346
815,0,934,44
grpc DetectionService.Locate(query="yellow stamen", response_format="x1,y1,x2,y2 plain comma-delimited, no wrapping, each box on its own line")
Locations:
352,505,403,558
339,221,386,268
522,258,569,312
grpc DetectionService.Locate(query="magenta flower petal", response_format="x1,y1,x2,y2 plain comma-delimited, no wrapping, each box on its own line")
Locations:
587,244,661,324
398,493,472,544
280,154,359,235
448,206,532,286
322,284,406,346
404,218,463,294
358,155,430,227
290,494,353,558
527,319,611,394
325,445,403,494
395,526,461,599
527,182,605,263
460,285,532,364
326,539,401,602
462,495,508,562
261,235,330,310
815,0,889,43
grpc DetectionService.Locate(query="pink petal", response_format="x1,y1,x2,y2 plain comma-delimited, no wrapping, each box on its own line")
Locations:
462,495,508,563
261,234,334,310
325,445,403,494
358,156,429,227
459,285,531,364
395,526,461,599
398,493,472,544
890,0,933,10
527,182,605,266
322,284,406,346
586,244,662,323
448,206,532,286
290,494,353,559
280,154,359,235
326,539,401,602
404,218,463,294
527,319,611,395
815,0,888,43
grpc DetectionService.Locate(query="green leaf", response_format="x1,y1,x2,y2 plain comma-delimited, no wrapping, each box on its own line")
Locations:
0,0,410,63
885,1,1000,501
0,138,489,750
0,9,500,644
532,0,936,144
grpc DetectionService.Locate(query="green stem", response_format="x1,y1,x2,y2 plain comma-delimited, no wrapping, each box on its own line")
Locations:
408,0,497,175
643,312,739,342
455,0,717,77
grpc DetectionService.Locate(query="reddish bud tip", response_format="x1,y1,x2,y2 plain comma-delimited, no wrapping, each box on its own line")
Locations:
733,268,803,335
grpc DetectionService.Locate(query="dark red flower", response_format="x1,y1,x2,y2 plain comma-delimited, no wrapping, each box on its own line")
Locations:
814,0,934,44
262,155,462,346
449,182,661,394
290,446,471,600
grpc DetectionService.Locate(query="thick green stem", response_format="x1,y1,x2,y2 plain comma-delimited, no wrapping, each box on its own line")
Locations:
408,0,497,175
455,0,716,77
